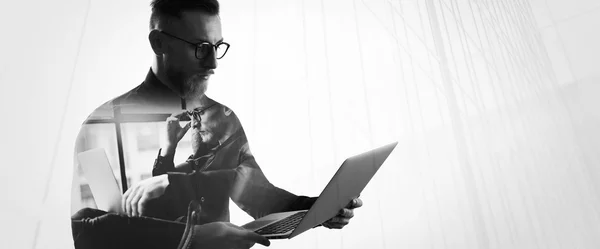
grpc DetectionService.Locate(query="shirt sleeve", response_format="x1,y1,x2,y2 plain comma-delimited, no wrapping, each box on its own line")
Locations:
151,169,237,223
152,149,175,176
152,150,196,176
142,171,200,221
230,142,317,219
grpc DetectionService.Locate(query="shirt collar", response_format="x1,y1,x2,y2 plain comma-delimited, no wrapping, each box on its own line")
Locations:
143,68,177,94
212,128,245,152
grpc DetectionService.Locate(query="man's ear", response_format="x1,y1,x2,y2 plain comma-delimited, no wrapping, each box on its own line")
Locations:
149,30,166,55
223,106,233,116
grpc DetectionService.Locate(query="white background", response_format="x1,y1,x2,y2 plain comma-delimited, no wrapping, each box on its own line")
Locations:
1,0,599,248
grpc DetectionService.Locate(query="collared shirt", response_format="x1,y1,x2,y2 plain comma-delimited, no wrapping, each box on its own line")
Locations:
77,68,316,224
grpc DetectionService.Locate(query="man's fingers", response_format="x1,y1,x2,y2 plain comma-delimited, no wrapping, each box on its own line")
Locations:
131,190,144,217
323,221,342,229
180,122,191,135
339,208,354,218
168,110,190,124
347,198,363,209
168,112,190,127
327,223,346,229
138,195,149,217
323,217,351,229
124,189,132,216
166,117,182,127
330,217,350,225
125,186,139,216
172,110,189,119
338,218,350,225
244,232,270,247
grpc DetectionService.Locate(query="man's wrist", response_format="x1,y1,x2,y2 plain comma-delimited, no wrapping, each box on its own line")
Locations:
161,145,177,158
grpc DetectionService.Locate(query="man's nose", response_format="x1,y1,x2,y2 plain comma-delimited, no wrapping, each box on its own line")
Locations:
201,48,218,69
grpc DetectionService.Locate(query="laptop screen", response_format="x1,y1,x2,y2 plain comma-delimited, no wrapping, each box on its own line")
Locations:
290,142,398,238
77,148,124,214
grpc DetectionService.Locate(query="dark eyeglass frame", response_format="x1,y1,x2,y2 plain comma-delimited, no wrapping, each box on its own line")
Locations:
160,31,230,60
186,103,219,121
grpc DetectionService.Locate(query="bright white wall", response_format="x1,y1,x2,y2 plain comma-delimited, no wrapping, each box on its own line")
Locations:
1,0,599,249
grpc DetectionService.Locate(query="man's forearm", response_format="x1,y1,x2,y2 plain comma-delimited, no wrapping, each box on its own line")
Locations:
161,144,177,160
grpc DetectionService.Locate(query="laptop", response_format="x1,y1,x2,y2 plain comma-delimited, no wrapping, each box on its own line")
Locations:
77,148,124,214
78,142,398,239
241,141,398,239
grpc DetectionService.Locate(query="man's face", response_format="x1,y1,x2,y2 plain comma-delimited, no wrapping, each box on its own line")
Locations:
190,102,227,146
162,11,223,99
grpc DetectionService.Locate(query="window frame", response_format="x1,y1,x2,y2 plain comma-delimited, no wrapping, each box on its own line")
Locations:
83,105,181,193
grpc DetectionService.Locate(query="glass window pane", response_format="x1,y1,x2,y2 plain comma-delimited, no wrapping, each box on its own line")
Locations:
74,123,121,209
120,121,194,188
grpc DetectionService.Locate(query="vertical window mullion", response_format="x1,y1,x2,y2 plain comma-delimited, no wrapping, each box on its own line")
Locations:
113,106,129,193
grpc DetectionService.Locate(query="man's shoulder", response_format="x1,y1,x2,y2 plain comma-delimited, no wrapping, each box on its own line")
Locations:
81,84,182,125
80,84,143,123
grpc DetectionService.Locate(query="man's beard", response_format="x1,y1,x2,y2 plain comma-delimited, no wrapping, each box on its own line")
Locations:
166,68,207,100
182,73,208,101
191,129,219,153
191,130,204,152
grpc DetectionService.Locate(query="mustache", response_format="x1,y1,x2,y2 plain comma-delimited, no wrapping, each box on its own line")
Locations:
197,70,214,76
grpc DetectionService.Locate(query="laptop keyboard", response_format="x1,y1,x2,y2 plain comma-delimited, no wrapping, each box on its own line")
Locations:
255,211,308,235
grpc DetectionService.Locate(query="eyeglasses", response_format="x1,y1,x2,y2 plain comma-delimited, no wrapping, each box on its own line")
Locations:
186,103,219,121
160,31,230,60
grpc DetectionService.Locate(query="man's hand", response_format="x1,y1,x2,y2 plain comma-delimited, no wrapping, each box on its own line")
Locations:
165,110,191,151
193,222,270,249
122,174,169,217
322,198,363,229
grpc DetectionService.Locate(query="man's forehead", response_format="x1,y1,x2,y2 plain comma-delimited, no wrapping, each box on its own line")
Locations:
169,10,222,43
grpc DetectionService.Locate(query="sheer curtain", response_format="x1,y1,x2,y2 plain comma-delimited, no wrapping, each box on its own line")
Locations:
213,1,600,248
10,0,599,248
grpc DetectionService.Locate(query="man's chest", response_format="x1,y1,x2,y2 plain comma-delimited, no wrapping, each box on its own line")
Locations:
191,147,242,172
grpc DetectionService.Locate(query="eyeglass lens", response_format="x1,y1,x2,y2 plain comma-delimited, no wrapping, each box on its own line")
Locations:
197,43,228,59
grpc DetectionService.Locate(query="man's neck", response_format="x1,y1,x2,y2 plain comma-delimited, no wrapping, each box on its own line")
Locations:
151,60,184,98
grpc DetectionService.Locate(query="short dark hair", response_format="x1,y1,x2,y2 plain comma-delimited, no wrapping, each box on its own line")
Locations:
150,0,220,29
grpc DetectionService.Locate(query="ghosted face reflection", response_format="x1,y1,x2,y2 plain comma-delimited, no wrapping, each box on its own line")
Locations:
190,102,227,146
